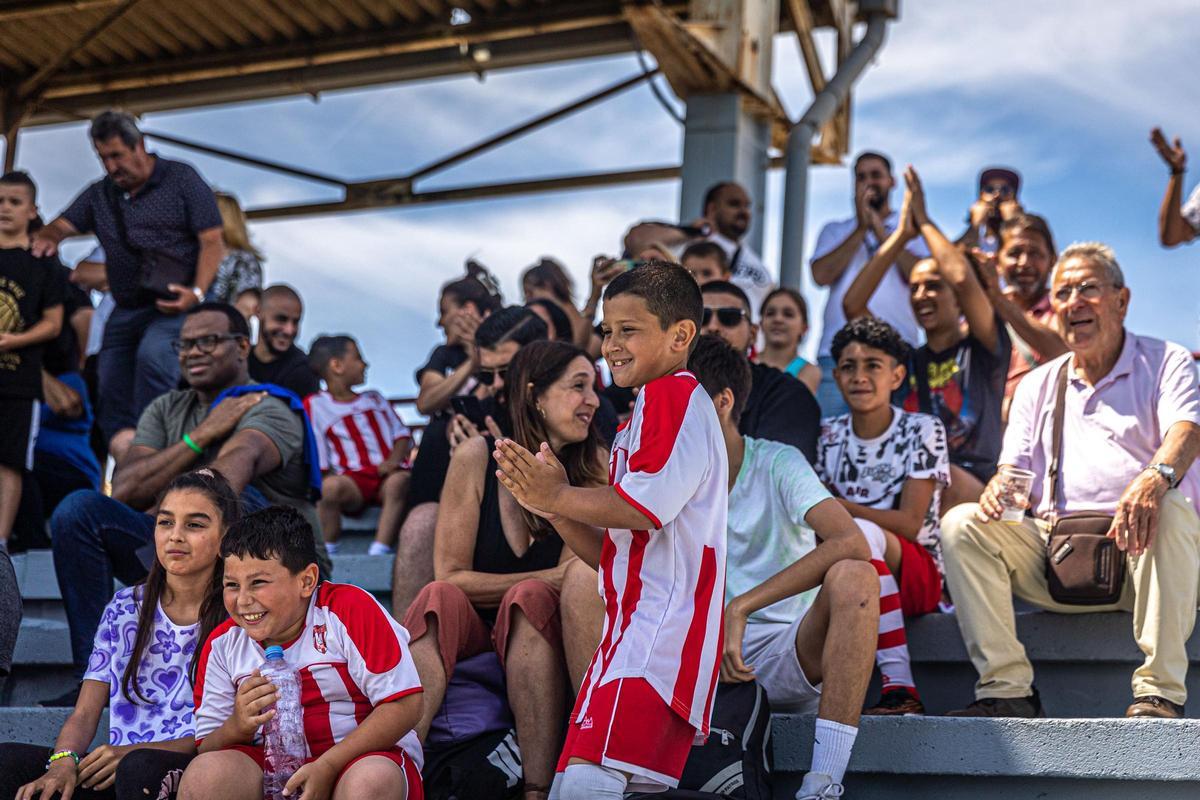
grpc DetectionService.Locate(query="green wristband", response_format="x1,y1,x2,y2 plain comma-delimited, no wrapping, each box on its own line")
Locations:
183,433,204,454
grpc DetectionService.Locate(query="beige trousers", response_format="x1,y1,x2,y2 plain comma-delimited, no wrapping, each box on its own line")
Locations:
940,490,1200,706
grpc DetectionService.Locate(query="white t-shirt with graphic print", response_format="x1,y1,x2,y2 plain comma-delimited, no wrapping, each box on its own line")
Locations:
814,407,950,563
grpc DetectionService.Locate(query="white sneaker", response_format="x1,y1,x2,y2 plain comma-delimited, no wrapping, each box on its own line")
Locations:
796,772,844,799
367,542,395,556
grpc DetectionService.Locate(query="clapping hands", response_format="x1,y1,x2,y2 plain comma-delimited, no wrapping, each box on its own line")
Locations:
493,439,567,522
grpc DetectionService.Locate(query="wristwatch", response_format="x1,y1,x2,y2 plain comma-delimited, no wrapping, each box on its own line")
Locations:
191,286,205,303
1145,463,1179,488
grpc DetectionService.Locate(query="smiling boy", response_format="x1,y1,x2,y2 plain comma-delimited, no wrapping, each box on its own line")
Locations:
182,506,424,800
814,318,950,716
494,260,727,799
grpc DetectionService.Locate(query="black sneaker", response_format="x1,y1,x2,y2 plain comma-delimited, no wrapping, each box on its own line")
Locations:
39,685,81,708
864,687,925,716
946,687,1045,718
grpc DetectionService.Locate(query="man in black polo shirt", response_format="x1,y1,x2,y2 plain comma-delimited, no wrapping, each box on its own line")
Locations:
32,110,224,464
700,280,821,463
249,284,321,399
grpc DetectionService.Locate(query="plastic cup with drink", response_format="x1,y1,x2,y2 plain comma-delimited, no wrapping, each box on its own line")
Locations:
995,465,1035,523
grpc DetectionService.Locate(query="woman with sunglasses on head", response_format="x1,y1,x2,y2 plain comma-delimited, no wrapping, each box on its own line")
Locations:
404,340,609,800
0,469,239,800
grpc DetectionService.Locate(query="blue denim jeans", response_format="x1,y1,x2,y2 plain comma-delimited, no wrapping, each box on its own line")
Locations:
816,355,849,419
96,306,185,442
52,487,268,678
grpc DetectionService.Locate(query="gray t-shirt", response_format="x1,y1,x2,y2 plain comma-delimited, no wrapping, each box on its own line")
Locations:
132,381,316,527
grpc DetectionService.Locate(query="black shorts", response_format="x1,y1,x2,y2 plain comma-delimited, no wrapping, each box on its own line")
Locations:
0,397,37,471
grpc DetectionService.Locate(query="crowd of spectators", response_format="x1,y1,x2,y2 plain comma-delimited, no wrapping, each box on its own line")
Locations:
0,106,1198,800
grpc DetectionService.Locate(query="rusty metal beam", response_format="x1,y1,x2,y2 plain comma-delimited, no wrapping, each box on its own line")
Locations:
244,154,788,222
784,0,825,94
0,0,124,22
406,67,657,182
17,0,145,103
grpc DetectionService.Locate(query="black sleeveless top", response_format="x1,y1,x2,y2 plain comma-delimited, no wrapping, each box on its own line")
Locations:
471,439,563,619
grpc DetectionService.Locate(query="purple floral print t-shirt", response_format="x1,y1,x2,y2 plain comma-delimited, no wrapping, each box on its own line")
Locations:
83,586,199,745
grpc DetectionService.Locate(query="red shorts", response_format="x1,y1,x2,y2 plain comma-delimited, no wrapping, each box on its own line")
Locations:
896,535,942,616
345,468,385,506
224,744,423,799
556,677,695,790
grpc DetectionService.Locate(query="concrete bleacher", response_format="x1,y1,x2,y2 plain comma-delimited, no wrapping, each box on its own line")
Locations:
7,542,1200,797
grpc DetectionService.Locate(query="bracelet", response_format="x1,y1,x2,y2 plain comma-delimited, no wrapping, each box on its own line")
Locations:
183,433,204,454
46,750,79,770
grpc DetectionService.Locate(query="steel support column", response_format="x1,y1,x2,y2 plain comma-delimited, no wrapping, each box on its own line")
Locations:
679,93,770,250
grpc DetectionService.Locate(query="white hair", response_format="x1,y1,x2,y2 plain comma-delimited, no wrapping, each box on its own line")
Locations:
1053,241,1125,288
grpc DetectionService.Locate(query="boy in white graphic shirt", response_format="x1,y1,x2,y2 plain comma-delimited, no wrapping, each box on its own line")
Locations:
495,260,727,799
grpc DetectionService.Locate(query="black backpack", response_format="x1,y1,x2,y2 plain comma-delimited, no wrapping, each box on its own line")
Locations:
631,680,774,800
422,727,524,800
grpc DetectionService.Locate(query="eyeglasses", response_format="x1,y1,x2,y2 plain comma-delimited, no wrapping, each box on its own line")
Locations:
171,334,245,355
474,365,508,386
702,307,749,327
1052,280,1110,303
982,182,1015,198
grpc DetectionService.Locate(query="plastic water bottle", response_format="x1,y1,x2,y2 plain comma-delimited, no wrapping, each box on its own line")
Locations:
260,645,306,800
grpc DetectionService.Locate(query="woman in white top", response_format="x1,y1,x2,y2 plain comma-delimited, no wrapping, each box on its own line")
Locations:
0,469,239,800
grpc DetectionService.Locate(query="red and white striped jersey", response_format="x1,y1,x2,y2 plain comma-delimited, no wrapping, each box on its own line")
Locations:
304,390,411,475
577,371,728,735
193,582,424,769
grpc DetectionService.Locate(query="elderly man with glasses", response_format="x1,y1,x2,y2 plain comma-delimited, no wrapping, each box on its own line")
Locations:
44,302,327,705
940,242,1200,719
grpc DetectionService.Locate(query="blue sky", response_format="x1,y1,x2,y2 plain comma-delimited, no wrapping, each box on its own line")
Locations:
9,0,1199,406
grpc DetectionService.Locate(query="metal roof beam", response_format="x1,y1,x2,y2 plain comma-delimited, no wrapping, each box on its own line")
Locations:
17,0,145,104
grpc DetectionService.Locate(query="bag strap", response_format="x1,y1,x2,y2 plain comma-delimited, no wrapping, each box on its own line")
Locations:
103,179,142,257
1047,359,1071,520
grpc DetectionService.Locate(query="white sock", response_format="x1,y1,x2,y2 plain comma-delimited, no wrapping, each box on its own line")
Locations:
324,541,340,556
367,541,394,556
810,718,858,785
554,764,628,800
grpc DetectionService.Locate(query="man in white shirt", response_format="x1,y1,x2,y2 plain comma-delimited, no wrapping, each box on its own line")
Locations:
689,334,879,800
810,151,930,416
700,182,775,314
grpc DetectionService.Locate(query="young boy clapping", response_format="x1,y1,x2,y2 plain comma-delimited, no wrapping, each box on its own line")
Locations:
495,261,727,799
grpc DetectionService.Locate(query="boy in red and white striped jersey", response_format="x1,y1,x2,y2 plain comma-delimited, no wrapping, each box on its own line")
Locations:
180,506,424,800
305,335,412,557
495,261,727,800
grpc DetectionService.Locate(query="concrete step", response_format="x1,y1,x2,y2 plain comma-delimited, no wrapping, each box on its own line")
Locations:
0,708,107,750
2,710,1195,798
884,610,1200,718
772,715,1200,798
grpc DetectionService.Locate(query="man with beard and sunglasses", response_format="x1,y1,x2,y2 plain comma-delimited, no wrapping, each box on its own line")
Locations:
700,281,820,463
811,152,930,418
45,302,328,705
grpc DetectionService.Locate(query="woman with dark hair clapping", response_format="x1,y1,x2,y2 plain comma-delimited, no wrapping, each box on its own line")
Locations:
0,469,239,800
405,340,608,800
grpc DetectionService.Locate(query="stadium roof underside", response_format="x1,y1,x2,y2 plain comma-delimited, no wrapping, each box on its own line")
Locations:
0,0,858,219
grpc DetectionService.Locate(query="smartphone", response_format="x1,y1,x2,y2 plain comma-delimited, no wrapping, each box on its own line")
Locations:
451,395,487,428
615,258,646,272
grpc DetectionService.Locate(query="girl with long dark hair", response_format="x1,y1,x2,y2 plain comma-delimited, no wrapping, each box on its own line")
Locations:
404,340,608,800
0,469,240,800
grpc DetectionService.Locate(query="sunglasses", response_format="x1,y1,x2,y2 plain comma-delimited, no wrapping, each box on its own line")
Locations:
474,365,508,386
170,333,245,355
703,307,749,327
982,182,1015,198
